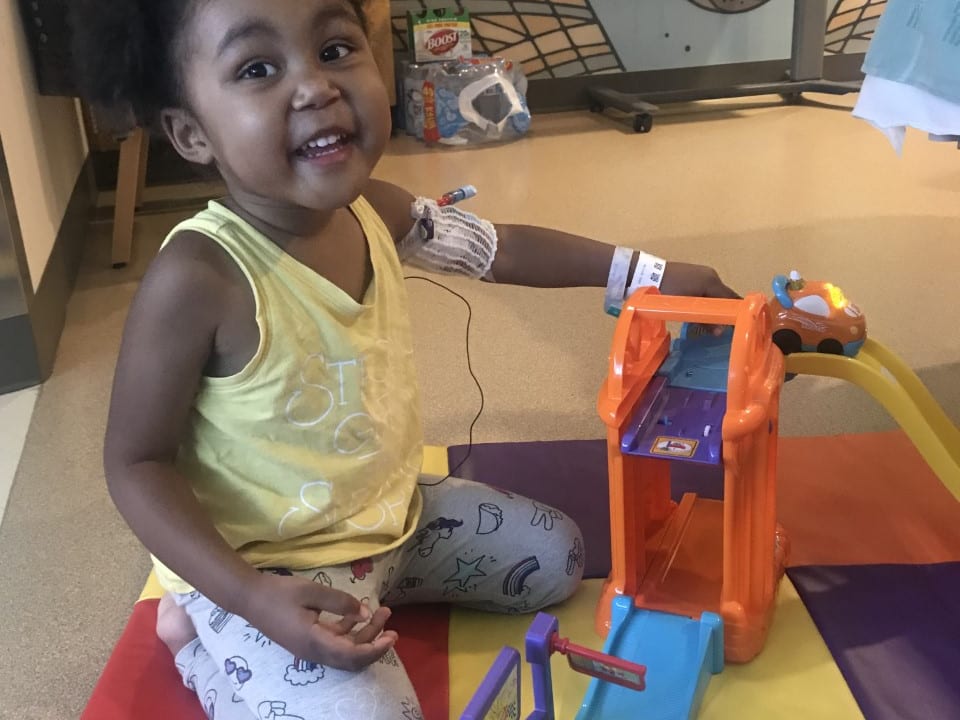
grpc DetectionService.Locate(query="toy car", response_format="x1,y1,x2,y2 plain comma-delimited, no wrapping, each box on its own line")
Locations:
769,271,866,357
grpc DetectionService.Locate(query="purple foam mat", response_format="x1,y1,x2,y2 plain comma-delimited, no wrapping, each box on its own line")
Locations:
788,563,960,720
447,440,723,580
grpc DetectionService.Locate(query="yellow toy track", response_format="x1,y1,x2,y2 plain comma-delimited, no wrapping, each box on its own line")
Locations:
785,338,960,501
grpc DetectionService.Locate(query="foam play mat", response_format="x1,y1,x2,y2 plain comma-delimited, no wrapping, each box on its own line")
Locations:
82,433,960,719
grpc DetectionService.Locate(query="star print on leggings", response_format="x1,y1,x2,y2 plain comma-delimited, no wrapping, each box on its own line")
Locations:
444,555,487,592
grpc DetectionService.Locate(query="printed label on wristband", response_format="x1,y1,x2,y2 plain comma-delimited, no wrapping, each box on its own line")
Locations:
627,252,666,297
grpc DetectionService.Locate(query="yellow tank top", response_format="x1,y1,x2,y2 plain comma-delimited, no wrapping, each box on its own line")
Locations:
152,198,424,594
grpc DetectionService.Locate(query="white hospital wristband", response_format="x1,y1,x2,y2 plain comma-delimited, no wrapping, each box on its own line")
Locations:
606,248,667,316
626,251,666,297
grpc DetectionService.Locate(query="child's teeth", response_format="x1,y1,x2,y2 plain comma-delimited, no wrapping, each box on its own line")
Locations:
305,134,341,150
299,134,346,155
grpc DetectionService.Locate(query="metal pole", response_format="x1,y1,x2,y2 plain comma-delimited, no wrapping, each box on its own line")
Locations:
0,137,42,393
791,0,829,81
0,139,31,321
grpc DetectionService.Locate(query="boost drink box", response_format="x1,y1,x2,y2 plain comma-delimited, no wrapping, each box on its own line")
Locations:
407,7,473,63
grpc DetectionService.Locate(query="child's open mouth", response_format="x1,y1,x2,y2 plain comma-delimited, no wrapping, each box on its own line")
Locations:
294,132,352,160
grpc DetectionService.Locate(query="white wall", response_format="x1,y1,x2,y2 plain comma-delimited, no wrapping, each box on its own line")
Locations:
0,0,88,292
591,0,794,72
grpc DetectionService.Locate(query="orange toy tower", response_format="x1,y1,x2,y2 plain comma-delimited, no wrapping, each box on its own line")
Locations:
596,289,788,662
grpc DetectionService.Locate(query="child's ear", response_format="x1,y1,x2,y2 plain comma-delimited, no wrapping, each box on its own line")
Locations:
160,108,215,165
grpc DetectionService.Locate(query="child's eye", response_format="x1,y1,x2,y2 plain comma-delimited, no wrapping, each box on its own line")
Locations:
320,43,353,63
238,61,279,80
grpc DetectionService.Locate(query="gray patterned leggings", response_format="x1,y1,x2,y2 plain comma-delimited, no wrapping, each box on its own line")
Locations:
173,476,585,720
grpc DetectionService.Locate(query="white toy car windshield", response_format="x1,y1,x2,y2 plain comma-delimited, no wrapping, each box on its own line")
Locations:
793,295,831,318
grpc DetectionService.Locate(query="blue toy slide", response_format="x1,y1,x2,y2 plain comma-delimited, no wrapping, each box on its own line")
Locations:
577,597,724,720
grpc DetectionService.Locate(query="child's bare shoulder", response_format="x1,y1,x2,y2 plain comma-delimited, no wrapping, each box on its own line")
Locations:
141,229,247,303
129,229,249,341
363,180,416,244
107,229,252,463
154,229,246,286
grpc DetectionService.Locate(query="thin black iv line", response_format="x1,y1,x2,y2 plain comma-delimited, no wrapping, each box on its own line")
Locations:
404,275,484,485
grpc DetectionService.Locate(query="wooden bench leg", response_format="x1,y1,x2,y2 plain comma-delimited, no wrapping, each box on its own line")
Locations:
135,130,150,209
111,128,148,268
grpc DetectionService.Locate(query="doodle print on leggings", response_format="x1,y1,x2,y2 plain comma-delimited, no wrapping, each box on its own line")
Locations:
224,655,253,701
566,537,585,576
378,648,401,667
350,557,374,582
209,606,234,633
203,689,217,719
401,697,425,720
334,688,378,719
181,643,204,691
385,575,425,603
444,555,488,594
530,501,563,531
476,502,504,535
284,657,325,686
243,623,272,648
503,556,541,598
257,699,305,720
312,570,333,587
379,565,396,599
411,517,463,557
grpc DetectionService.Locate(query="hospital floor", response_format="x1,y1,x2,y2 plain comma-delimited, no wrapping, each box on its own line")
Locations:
1,95,959,719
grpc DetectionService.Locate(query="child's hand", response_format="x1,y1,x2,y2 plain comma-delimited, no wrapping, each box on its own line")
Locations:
659,263,740,299
244,572,397,671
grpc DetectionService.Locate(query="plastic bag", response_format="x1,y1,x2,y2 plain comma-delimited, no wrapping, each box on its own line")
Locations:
401,62,430,140
411,58,531,146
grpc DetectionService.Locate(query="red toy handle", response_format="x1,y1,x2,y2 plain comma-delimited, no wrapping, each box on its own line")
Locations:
550,634,647,691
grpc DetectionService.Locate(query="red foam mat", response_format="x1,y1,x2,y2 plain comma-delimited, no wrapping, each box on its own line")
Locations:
82,600,451,720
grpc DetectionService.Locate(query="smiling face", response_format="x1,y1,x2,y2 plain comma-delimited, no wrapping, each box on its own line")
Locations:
164,0,391,215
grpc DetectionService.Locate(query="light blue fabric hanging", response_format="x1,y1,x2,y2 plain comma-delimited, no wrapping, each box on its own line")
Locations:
862,0,960,104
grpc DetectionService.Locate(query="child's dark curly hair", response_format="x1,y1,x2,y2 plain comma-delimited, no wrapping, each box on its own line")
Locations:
70,0,368,129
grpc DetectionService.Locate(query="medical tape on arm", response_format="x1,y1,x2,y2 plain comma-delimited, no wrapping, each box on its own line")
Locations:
398,197,498,279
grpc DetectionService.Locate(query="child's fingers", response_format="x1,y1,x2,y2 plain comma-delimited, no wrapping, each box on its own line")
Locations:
706,275,741,300
352,607,392,644
308,625,398,671
300,582,371,622
330,614,359,634
351,631,398,667
688,322,728,338
327,604,391,640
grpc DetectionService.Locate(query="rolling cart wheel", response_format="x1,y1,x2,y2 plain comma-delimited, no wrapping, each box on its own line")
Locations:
633,113,653,133
589,102,604,114
780,92,802,105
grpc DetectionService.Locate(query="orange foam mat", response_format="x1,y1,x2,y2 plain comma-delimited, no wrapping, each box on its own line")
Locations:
777,431,960,567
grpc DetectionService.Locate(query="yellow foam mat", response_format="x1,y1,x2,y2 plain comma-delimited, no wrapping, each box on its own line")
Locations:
448,578,864,720
140,572,163,602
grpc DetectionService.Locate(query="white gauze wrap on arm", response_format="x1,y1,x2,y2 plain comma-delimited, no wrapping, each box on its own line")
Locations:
397,197,499,279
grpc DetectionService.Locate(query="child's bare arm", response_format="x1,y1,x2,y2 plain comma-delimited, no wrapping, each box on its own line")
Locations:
364,180,736,297
103,233,262,613
488,224,738,298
